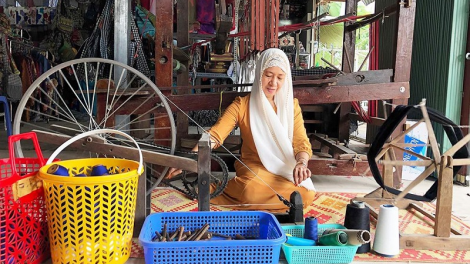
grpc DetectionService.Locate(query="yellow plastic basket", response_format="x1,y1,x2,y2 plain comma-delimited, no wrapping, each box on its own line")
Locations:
38,129,144,264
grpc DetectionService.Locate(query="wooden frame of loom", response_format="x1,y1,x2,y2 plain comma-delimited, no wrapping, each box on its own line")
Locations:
128,0,415,181
353,100,470,251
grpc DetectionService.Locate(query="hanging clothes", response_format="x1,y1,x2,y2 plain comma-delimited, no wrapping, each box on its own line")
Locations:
196,0,215,34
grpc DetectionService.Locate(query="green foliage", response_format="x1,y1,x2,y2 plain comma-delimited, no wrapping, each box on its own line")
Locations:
314,2,373,69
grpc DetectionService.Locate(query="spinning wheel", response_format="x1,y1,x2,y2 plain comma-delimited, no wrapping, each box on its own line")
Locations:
12,58,228,198
354,100,470,250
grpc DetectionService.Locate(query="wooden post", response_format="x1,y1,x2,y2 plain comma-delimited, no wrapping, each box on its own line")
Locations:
338,0,356,142
176,0,190,147
198,133,211,211
435,156,453,237
390,0,416,188
154,0,174,146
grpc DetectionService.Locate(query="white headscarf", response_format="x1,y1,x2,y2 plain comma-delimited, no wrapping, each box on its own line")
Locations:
249,48,315,191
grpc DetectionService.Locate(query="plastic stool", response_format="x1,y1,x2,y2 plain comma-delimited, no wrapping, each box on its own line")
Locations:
0,96,12,137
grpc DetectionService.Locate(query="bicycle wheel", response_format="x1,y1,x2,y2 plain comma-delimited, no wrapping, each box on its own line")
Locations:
13,58,176,184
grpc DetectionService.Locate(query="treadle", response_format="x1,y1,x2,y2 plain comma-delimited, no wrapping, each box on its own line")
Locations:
310,133,357,159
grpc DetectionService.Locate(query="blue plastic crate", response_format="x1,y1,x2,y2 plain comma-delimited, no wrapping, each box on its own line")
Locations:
282,224,359,264
139,211,286,264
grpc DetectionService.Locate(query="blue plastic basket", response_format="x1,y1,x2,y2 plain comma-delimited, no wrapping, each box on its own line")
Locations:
139,211,286,264
282,224,359,264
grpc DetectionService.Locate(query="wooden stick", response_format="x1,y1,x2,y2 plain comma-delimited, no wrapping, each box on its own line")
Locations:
177,226,185,241
235,234,246,240
443,132,470,157
153,230,162,242
389,119,425,145
395,164,436,201
180,231,191,241
185,229,199,241
193,223,210,241
169,228,180,241
379,160,433,166
420,101,441,164
408,203,461,235
358,46,374,71
385,144,431,161
344,41,353,72
201,232,212,240
210,232,232,240
162,223,167,240
321,58,345,74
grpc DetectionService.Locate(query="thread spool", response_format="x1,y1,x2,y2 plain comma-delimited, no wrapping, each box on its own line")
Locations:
304,216,318,242
323,229,371,246
373,204,399,257
90,165,109,176
47,164,69,176
286,236,316,246
319,231,348,246
344,201,371,253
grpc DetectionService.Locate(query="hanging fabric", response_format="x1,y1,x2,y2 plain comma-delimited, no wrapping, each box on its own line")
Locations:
129,18,151,77
56,0,74,34
3,35,23,102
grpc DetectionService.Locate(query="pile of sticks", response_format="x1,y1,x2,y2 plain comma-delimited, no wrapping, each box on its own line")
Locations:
152,222,251,242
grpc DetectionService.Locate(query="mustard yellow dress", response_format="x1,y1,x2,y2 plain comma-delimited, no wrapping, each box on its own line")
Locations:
208,95,316,212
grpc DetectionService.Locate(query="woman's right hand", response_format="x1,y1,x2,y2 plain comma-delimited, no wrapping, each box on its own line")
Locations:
166,167,183,179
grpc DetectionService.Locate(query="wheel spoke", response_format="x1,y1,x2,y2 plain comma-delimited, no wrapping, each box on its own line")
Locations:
103,82,149,127
13,58,176,198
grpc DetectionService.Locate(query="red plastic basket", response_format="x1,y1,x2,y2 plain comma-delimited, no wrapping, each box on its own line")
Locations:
0,132,50,264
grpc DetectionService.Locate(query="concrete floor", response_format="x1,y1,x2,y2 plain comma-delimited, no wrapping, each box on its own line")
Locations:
0,125,469,263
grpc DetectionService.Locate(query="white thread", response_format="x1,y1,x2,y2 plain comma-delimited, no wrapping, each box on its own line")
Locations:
158,91,284,198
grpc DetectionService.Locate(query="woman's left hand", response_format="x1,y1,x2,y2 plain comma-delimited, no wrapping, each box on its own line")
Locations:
293,163,311,185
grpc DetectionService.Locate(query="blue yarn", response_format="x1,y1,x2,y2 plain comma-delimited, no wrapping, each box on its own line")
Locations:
90,165,109,176
304,216,318,241
48,164,69,176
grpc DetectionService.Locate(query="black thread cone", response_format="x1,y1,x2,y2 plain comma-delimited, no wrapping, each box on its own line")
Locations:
344,203,371,253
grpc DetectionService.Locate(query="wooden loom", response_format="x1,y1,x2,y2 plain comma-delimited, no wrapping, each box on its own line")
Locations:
354,100,470,251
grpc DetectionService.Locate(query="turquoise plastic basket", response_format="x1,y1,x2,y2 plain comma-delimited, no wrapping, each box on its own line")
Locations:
282,224,359,264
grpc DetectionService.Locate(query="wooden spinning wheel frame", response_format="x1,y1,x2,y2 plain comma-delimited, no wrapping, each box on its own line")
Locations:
354,100,470,251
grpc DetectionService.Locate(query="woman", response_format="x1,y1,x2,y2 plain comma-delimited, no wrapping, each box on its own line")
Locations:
168,48,315,212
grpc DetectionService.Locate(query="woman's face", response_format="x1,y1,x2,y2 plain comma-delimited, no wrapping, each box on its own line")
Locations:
261,66,286,101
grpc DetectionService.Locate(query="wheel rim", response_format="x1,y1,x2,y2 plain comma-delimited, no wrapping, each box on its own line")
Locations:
13,58,176,184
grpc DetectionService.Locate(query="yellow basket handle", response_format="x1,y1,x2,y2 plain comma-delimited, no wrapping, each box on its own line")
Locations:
46,129,144,175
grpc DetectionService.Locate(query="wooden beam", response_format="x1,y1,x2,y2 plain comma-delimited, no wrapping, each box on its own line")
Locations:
336,69,393,85
110,82,410,116
33,130,198,172
308,158,378,176
400,234,470,250
119,82,410,114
